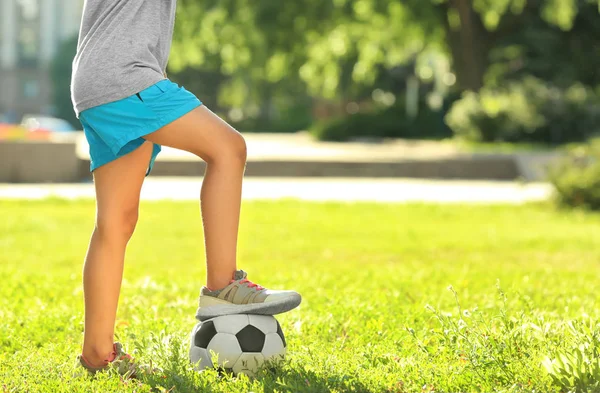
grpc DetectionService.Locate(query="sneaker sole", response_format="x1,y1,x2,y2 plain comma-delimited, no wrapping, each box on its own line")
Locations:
195,293,302,321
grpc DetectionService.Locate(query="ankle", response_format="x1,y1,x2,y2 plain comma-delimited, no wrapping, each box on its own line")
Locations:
82,344,115,368
207,270,236,291
207,278,231,292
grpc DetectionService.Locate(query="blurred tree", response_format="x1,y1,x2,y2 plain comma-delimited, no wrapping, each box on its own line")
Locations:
172,0,599,100
50,36,79,128
487,0,600,88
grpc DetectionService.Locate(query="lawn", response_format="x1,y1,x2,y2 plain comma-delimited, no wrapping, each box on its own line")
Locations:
1,199,599,393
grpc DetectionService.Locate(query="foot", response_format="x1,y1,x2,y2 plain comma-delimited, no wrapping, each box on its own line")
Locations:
195,270,301,321
75,342,138,378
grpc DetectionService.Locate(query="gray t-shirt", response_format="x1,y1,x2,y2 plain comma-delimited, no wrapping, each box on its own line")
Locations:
71,0,177,116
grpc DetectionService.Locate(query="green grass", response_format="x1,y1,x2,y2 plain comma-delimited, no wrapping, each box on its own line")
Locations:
1,199,600,392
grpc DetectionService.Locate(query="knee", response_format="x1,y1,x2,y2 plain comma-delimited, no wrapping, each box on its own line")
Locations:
233,134,248,164
95,206,139,243
206,132,247,167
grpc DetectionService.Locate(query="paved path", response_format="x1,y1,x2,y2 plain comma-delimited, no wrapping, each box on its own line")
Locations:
0,177,552,203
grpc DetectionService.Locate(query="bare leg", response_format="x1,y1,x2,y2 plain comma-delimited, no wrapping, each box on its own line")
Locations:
144,106,246,291
81,142,153,367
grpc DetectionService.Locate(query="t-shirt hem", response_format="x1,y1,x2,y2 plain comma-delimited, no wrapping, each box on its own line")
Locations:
74,74,166,117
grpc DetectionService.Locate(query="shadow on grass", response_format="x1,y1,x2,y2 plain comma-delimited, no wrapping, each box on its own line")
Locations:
256,365,377,393
138,364,216,393
140,363,377,393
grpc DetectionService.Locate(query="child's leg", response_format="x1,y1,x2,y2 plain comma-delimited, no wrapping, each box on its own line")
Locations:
81,141,154,367
144,106,245,291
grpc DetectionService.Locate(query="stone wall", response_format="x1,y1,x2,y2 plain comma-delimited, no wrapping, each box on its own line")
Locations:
0,139,557,183
0,141,86,182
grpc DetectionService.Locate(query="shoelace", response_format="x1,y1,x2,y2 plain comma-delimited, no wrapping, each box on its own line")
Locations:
233,278,264,291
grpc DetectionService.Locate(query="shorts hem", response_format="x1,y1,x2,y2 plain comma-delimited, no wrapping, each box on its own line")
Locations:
113,98,203,149
88,99,203,173
89,139,145,172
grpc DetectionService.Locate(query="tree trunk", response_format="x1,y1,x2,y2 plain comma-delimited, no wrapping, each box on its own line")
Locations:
442,0,493,92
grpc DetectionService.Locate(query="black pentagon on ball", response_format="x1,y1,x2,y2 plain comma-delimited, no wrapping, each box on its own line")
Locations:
194,320,217,349
235,325,266,352
276,320,286,348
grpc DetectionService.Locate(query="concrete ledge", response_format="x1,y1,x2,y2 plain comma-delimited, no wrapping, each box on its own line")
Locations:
0,135,556,182
0,141,87,183
80,155,518,180
514,152,559,182
244,157,519,179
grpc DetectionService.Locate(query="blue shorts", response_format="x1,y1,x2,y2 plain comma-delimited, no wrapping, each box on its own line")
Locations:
79,79,202,174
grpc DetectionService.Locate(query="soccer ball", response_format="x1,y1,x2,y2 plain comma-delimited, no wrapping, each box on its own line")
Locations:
189,314,286,376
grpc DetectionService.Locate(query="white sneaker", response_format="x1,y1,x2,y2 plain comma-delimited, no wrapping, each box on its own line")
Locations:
195,270,302,321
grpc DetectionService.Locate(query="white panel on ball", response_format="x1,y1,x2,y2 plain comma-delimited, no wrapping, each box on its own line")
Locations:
232,352,265,377
261,332,286,360
189,346,212,371
248,314,277,334
206,333,243,368
212,314,250,334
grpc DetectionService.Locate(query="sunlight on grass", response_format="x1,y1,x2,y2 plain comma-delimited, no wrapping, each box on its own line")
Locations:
1,199,599,392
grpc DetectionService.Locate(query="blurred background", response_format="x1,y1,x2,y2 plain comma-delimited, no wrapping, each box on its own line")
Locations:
1,0,599,207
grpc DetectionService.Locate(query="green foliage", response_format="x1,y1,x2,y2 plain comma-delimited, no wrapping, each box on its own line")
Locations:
232,99,313,133
310,102,450,141
2,200,600,391
420,283,547,391
487,0,600,89
173,0,596,103
167,0,600,135
428,285,600,393
50,36,79,128
310,110,397,141
549,139,600,210
171,0,438,101
446,77,600,143
542,319,600,392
